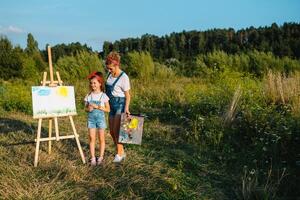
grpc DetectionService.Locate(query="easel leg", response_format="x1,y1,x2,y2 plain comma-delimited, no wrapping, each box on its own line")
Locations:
48,119,52,154
69,116,86,164
54,117,59,141
34,118,42,167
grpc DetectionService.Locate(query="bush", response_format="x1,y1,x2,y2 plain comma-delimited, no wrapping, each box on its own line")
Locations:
0,81,32,114
185,50,300,79
123,51,155,79
56,51,104,82
20,55,40,81
154,62,176,79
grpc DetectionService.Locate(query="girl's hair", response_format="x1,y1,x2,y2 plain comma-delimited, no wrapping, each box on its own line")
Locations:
105,51,120,66
87,71,105,91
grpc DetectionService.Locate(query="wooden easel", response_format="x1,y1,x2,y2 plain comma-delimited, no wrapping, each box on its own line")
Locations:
34,46,86,167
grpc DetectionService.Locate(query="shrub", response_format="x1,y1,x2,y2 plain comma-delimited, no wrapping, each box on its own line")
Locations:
154,62,176,79
123,51,155,79
20,55,40,81
56,51,104,82
0,81,32,114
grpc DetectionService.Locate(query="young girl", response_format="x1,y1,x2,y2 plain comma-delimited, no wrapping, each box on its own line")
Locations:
84,71,110,166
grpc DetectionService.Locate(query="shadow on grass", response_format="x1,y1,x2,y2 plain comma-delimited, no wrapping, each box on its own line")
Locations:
0,117,36,135
0,117,44,146
0,117,89,147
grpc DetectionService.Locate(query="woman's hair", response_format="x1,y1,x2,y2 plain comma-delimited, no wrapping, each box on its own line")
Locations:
105,51,120,66
87,71,105,91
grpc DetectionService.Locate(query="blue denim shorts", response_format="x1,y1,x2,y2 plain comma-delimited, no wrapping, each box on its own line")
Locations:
87,110,107,129
109,97,125,116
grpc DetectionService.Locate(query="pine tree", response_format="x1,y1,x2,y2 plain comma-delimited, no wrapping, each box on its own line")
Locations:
25,33,39,55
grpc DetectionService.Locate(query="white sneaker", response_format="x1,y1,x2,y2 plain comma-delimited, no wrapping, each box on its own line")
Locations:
113,154,126,163
90,157,96,166
97,157,103,165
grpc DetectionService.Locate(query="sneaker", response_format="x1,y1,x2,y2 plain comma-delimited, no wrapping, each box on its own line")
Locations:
112,154,126,163
90,157,96,166
97,157,104,165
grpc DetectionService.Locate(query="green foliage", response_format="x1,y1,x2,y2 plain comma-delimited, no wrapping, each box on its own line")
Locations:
105,22,300,60
102,41,113,58
181,50,300,78
42,42,93,63
0,35,47,81
0,81,32,114
25,33,39,55
154,62,176,79
0,37,23,80
123,51,155,79
56,50,104,82
20,55,40,80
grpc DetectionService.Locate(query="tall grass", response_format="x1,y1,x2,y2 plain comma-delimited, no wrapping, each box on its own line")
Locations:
0,111,229,199
239,164,288,200
1,67,299,199
223,85,242,126
264,70,300,115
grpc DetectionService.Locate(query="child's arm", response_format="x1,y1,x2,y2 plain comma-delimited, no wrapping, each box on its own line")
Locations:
84,95,93,112
98,102,110,113
85,102,94,112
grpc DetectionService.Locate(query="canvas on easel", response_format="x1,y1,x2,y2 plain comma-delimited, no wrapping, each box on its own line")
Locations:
32,45,85,167
32,86,77,118
118,113,144,145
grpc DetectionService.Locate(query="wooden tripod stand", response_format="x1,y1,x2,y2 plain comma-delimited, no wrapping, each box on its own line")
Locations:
34,46,86,167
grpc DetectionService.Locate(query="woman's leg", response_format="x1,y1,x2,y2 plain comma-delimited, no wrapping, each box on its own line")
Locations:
112,114,124,156
109,114,124,156
109,116,117,144
109,115,118,154
89,128,96,158
98,128,105,158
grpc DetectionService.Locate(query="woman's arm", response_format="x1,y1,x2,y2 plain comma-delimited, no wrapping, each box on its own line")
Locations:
124,90,131,115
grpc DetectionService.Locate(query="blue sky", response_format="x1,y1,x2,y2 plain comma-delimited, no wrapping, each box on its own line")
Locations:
0,0,299,51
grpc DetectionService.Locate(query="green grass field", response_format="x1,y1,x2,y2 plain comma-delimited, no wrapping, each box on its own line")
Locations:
0,73,299,199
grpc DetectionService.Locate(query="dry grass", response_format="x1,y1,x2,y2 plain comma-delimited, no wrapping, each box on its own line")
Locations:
264,70,300,115
0,111,231,199
223,85,242,125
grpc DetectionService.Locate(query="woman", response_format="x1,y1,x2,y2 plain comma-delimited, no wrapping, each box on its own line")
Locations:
105,51,131,163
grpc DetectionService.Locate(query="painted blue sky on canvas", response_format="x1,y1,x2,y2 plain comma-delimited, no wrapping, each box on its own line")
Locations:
0,0,299,51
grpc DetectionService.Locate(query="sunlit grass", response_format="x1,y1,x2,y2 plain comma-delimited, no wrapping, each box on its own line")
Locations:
0,110,231,199
1,72,299,199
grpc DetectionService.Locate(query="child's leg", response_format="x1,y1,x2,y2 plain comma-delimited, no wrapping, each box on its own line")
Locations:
98,129,105,158
89,128,96,158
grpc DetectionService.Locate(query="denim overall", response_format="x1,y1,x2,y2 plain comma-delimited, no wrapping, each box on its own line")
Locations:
87,93,107,129
106,72,125,116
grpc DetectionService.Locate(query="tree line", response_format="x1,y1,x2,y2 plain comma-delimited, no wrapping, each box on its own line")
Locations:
1,22,300,81
0,34,97,81
102,22,300,61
